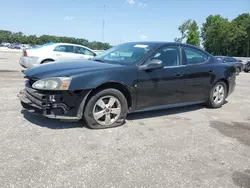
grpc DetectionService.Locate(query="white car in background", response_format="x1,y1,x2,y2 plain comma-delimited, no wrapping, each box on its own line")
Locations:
19,42,97,69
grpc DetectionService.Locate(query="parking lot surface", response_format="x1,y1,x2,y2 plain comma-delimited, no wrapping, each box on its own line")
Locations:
0,52,250,188
0,52,22,72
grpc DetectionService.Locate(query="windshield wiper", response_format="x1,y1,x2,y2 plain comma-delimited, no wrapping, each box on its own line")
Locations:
93,59,104,63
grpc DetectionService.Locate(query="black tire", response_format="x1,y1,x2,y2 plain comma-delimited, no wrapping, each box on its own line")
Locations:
83,88,128,129
205,81,227,108
41,60,54,64
236,67,240,75
244,70,249,73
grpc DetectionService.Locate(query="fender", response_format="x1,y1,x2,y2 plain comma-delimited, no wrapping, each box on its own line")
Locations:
76,90,92,119
69,66,138,91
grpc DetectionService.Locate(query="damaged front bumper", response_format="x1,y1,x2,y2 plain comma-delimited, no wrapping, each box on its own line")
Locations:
18,81,91,120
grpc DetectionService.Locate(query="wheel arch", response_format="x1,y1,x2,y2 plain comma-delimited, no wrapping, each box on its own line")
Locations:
85,82,133,109
41,58,55,64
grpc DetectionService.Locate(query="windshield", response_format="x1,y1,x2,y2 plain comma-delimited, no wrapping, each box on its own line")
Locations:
93,43,156,65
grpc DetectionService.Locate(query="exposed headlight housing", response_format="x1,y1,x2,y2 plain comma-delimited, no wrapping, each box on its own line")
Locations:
32,77,72,90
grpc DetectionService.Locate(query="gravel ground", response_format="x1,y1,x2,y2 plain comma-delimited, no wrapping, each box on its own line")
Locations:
0,52,250,188
0,51,22,71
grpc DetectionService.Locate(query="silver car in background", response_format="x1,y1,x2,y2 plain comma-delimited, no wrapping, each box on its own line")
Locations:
19,42,97,69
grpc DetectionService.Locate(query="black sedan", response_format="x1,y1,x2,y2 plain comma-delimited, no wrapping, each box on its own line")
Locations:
19,42,236,129
215,56,244,75
243,61,250,72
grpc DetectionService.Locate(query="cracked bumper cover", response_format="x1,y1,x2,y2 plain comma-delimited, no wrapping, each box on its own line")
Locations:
18,81,91,120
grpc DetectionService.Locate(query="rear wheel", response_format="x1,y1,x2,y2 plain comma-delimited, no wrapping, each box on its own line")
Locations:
83,89,128,129
205,81,227,108
244,70,249,73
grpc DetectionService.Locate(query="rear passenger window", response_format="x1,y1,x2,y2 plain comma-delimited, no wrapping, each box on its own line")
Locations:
54,45,74,53
75,46,96,56
184,47,208,65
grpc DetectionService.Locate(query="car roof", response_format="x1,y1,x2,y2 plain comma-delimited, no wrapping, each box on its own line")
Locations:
54,42,84,46
53,43,92,48
122,41,180,45
121,41,212,56
34,42,95,51
215,56,226,58
122,41,206,49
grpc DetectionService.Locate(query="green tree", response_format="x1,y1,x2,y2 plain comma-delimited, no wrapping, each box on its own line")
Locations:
228,13,250,56
174,19,191,43
201,15,231,55
27,35,38,45
201,13,250,57
247,25,250,57
0,30,12,43
186,21,200,46
0,30,112,50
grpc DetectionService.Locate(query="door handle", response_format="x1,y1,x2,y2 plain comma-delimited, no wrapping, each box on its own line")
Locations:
208,70,214,73
175,73,183,77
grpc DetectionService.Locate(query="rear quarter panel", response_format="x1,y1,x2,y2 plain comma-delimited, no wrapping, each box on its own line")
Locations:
211,59,236,95
26,45,57,63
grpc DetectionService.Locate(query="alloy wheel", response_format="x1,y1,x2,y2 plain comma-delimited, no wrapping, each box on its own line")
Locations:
93,95,121,126
213,84,225,104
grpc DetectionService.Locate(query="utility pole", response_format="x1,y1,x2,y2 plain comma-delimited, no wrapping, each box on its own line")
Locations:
102,5,106,42
119,36,122,44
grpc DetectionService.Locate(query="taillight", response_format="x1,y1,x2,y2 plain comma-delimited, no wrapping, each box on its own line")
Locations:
23,50,27,56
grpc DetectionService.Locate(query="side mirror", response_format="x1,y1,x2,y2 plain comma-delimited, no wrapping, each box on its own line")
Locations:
138,59,164,71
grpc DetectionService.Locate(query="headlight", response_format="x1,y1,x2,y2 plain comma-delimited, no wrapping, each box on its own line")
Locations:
32,77,72,90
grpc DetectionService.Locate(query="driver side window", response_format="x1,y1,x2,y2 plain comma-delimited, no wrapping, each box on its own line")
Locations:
150,46,181,67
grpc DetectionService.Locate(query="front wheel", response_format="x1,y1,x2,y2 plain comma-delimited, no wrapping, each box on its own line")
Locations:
205,81,227,108
83,89,128,129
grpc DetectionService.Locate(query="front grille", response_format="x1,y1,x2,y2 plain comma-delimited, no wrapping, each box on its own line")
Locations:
25,85,47,101
25,90,46,107
25,81,48,108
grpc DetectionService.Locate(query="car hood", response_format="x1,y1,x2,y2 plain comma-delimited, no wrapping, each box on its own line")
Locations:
24,60,125,79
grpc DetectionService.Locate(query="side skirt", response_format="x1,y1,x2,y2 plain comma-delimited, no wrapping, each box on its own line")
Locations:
128,101,204,114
